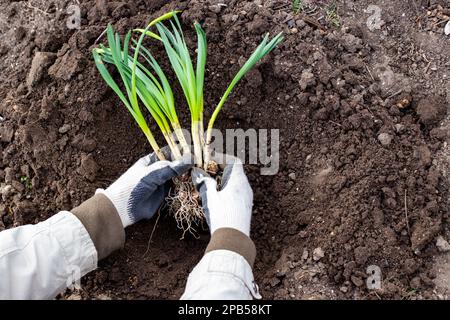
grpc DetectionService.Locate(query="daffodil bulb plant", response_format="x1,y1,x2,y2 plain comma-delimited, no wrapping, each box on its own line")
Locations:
93,11,282,232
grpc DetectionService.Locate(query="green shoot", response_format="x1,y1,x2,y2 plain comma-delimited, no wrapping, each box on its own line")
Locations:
92,12,179,161
131,22,181,159
95,43,183,159
155,14,206,165
154,12,282,168
292,0,303,14
20,176,32,190
134,11,181,41
204,32,283,167
326,1,341,27
93,25,166,161
93,11,282,169
133,43,190,155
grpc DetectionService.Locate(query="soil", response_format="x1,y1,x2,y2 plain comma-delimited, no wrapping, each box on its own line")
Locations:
1,0,450,300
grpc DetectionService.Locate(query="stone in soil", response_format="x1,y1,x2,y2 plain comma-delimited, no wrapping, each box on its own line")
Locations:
416,96,446,127
71,134,97,152
49,49,86,81
436,236,450,252
26,52,56,88
313,247,325,261
78,154,98,182
58,124,71,134
411,217,441,252
394,124,405,133
378,133,393,146
414,145,431,167
0,122,15,143
4,168,14,183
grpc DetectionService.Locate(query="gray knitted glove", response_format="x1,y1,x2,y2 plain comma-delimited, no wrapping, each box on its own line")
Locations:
191,154,253,236
98,149,193,228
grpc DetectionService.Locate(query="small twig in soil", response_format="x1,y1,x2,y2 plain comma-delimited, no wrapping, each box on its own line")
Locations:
404,189,411,237
411,0,419,16
26,3,50,16
304,5,319,16
424,61,432,73
364,105,375,117
329,120,342,127
365,64,375,81
143,207,162,257
273,3,290,11
94,28,107,45
299,14,326,31
434,19,449,27
386,89,403,100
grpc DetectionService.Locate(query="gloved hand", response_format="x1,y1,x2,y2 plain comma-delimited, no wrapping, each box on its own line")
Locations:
97,149,193,228
191,154,253,236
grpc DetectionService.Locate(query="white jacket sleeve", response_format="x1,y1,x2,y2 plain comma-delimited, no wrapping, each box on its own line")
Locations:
0,211,98,300
181,249,261,300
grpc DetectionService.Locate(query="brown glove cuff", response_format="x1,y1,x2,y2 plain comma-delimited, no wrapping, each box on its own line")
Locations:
71,193,125,260
205,228,256,267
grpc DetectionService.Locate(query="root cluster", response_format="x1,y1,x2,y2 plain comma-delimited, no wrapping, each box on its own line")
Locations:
166,176,205,239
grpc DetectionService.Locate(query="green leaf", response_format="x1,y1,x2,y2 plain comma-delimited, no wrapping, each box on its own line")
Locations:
156,16,200,120
207,32,283,131
133,29,161,41
92,49,133,116
195,22,207,114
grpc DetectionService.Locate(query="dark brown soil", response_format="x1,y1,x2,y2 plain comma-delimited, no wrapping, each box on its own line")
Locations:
1,0,450,299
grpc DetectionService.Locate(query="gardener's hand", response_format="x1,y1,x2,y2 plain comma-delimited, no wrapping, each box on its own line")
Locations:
97,149,193,228
191,154,253,236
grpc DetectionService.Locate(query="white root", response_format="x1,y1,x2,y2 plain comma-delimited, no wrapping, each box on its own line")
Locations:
166,177,205,239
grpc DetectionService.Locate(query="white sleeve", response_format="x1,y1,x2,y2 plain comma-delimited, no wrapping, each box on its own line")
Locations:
181,249,261,300
0,211,98,300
